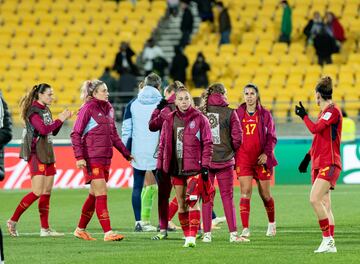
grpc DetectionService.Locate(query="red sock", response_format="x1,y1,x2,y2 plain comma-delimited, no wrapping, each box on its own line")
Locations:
263,197,275,223
240,198,250,228
330,225,335,238
95,195,111,233
188,210,200,237
39,194,51,229
168,197,178,221
178,211,190,237
11,192,39,222
319,218,330,237
78,194,96,229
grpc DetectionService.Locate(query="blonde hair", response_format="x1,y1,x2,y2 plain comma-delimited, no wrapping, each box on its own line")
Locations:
80,79,104,102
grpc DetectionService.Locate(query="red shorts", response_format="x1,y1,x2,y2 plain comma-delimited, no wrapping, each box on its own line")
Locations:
83,164,110,184
171,175,197,186
28,154,56,177
311,165,341,189
236,164,272,181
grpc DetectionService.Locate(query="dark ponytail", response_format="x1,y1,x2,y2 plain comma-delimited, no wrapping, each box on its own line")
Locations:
19,83,51,122
316,76,332,100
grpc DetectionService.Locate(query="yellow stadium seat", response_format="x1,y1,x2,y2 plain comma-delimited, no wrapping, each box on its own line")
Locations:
262,55,279,65
322,65,339,77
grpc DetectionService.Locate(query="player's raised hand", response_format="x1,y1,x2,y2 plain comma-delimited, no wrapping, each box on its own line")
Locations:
295,101,307,119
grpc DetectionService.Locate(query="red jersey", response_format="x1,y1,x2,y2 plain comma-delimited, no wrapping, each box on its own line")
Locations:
236,111,261,166
304,104,342,170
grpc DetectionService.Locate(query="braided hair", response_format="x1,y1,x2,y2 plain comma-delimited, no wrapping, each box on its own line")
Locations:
20,83,51,122
199,83,226,115
315,76,332,100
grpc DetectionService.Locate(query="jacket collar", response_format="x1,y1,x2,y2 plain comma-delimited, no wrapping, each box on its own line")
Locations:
167,93,176,104
207,93,228,107
32,101,46,109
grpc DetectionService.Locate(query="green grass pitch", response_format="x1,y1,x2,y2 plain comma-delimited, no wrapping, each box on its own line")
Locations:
1,185,360,264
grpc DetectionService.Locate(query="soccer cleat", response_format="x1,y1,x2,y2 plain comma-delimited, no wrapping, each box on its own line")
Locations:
104,231,124,242
212,216,226,226
183,237,196,248
266,222,276,237
202,232,212,243
314,237,336,253
230,232,250,243
74,228,96,241
240,228,250,238
142,222,157,232
40,228,65,237
168,221,180,231
6,220,19,237
134,222,143,232
151,232,168,240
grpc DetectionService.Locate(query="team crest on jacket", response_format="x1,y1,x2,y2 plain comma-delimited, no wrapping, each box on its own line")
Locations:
189,121,195,129
207,113,220,144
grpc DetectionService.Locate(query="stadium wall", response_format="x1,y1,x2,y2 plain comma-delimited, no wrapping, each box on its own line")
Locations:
1,139,359,189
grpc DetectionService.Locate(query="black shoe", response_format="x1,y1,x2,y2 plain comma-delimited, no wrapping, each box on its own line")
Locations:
134,223,143,232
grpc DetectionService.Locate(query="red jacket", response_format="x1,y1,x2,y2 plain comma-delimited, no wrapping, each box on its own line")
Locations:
331,18,345,42
236,103,278,171
304,104,342,170
148,94,176,132
71,98,131,164
157,106,213,174
207,93,242,169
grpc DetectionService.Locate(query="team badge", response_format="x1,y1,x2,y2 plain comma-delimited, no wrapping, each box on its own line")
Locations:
92,168,100,176
189,121,195,129
39,164,45,172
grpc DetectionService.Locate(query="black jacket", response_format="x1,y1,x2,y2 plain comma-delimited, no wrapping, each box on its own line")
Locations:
181,7,194,32
170,53,189,84
219,9,231,33
113,47,138,75
0,96,12,180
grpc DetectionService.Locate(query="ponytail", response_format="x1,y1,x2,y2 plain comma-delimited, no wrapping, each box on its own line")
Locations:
199,83,226,115
316,76,332,100
19,83,51,122
80,79,104,102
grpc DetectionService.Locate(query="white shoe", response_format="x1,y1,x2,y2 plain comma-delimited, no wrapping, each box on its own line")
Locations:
266,222,276,237
212,216,226,226
314,237,336,253
202,232,212,243
6,219,19,237
230,231,250,243
183,236,196,248
141,222,157,232
240,228,250,238
40,228,65,237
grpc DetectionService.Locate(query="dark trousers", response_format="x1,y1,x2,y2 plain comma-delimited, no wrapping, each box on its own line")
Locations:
132,168,156,221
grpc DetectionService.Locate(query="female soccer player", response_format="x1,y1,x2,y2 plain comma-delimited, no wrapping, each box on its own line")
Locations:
235,83,278,238
199,83,248,243
71,80,132,242
156,87,213,247
149,81,181,238
295,76,342,253
7,83,72,237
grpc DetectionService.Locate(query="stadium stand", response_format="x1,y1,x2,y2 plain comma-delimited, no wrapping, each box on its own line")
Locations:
186,0,360,122
0,0,166,124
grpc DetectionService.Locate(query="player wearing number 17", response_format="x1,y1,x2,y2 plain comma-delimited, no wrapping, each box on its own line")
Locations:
295,76,342,253
235,83,278,239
